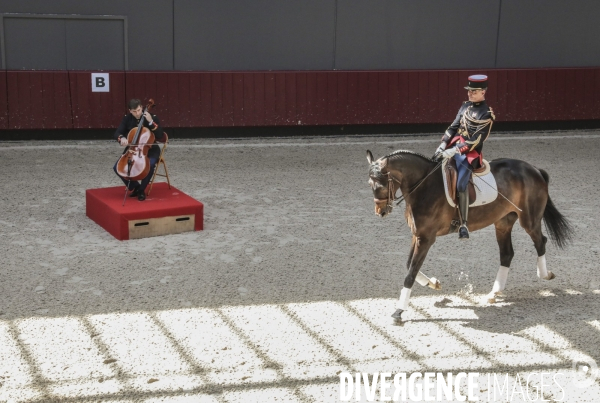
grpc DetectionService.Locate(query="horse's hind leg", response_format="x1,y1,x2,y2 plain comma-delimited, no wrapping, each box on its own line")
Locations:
520,211,554,281
530,225,553,280
488,212,518,303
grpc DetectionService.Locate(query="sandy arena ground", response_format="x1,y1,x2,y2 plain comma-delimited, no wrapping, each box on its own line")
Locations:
0,130,599,402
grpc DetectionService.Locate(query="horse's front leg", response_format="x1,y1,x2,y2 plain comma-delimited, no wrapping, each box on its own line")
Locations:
407,236,442,290
415,271,442,290
392,234,435,323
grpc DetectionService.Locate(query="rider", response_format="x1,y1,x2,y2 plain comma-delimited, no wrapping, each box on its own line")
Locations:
434,75,495,239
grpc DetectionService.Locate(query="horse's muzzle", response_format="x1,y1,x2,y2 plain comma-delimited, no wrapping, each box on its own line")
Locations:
374,200,392,217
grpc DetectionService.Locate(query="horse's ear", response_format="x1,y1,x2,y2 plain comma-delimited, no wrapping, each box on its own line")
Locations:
366,150,374,164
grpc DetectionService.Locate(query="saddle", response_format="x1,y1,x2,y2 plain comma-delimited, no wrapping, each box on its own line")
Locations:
444,158,490,205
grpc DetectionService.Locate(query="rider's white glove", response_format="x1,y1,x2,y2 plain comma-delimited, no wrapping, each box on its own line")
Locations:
441,146,459,159
435,141,447,154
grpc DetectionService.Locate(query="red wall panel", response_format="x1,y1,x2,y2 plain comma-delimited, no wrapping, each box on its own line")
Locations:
594,70,600,119
0,71,7,129
277,73,290,125
263,73,276,126
253,73,266,126
304,73,318,125
2,67,600,132
232,73,245,126
295,73,307,125
210,73,225,127
6,71,72,129
69,71,125,129
285,73,297,125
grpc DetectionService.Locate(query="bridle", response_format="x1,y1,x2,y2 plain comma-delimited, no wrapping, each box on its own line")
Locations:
373,171,401,215
373,159,444,214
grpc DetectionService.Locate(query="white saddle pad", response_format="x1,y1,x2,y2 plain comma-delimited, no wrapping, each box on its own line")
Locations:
442,159,498,207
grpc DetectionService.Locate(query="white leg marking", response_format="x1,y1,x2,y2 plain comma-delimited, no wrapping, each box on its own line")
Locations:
399,287,412,310
415,271,429,286
488,266,510,303
492,266,510,293
416,271,442,290
537,255,555,280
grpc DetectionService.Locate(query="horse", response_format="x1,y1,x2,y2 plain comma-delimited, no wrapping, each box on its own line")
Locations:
366,149,573,322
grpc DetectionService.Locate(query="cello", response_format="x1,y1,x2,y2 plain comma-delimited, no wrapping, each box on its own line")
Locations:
116,99,156,181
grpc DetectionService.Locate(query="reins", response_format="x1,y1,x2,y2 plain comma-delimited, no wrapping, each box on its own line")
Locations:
394,160,444,206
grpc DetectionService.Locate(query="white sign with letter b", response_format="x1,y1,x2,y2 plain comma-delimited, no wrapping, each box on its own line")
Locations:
91,73,110,92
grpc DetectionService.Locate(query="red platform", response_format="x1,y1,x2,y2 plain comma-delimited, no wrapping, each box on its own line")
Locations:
86,183,203,240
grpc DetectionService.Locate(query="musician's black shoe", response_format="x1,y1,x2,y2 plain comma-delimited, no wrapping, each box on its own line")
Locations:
137,191,146,201
129,186,141,197
459,225,470,240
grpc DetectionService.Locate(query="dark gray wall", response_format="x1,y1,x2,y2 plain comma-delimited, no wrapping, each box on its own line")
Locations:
0,0,172,70
1,0,599,71
496,0,600,68
335,0,501,70
174,0,336,70
4,17,67,70
4,16,125,70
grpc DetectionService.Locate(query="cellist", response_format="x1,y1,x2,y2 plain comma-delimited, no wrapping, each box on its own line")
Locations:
113,99,166,201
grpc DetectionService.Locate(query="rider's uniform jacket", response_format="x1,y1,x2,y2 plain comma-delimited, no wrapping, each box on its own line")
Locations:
441,100,495,169
114,114,165,159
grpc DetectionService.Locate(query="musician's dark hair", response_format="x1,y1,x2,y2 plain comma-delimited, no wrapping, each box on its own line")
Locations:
128,99,142,110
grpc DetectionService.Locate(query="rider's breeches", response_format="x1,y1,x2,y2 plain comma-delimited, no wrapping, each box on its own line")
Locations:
453,153,471,192
114,157,158,191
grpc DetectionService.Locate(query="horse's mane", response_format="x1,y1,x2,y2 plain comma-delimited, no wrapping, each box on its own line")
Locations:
383,149,433,162
370,150,433,181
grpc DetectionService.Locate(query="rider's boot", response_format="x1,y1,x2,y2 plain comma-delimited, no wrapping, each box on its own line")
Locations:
458,190,469,240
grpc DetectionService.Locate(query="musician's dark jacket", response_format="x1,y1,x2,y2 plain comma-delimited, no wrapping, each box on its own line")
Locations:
441,100,495,169
114,114,165,159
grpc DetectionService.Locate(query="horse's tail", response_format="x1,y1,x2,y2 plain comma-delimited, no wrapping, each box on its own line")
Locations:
539,169,574,249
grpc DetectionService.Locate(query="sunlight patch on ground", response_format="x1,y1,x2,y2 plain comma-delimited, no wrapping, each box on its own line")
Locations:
0,294,597,401
0,322,40,401
588,320,600,332
156,308,279,385
221,304,348,379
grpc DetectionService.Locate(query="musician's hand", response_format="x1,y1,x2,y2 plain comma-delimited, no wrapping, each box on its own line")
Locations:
143,111,153,124
119,137,128,146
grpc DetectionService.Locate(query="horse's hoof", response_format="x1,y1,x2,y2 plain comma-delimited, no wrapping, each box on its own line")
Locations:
428,277,442,290
487,291,503,304
391,309,403,324
545,271,555,280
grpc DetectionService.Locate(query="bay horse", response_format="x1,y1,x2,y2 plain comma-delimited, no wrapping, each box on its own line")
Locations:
366,149,573,322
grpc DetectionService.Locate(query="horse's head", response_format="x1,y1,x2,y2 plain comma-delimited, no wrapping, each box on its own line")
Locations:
367,150,400,218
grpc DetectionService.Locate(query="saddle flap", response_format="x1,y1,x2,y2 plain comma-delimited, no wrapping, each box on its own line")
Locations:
444,159,458,202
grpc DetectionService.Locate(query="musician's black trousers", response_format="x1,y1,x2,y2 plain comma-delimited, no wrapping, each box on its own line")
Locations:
113,157,158,192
